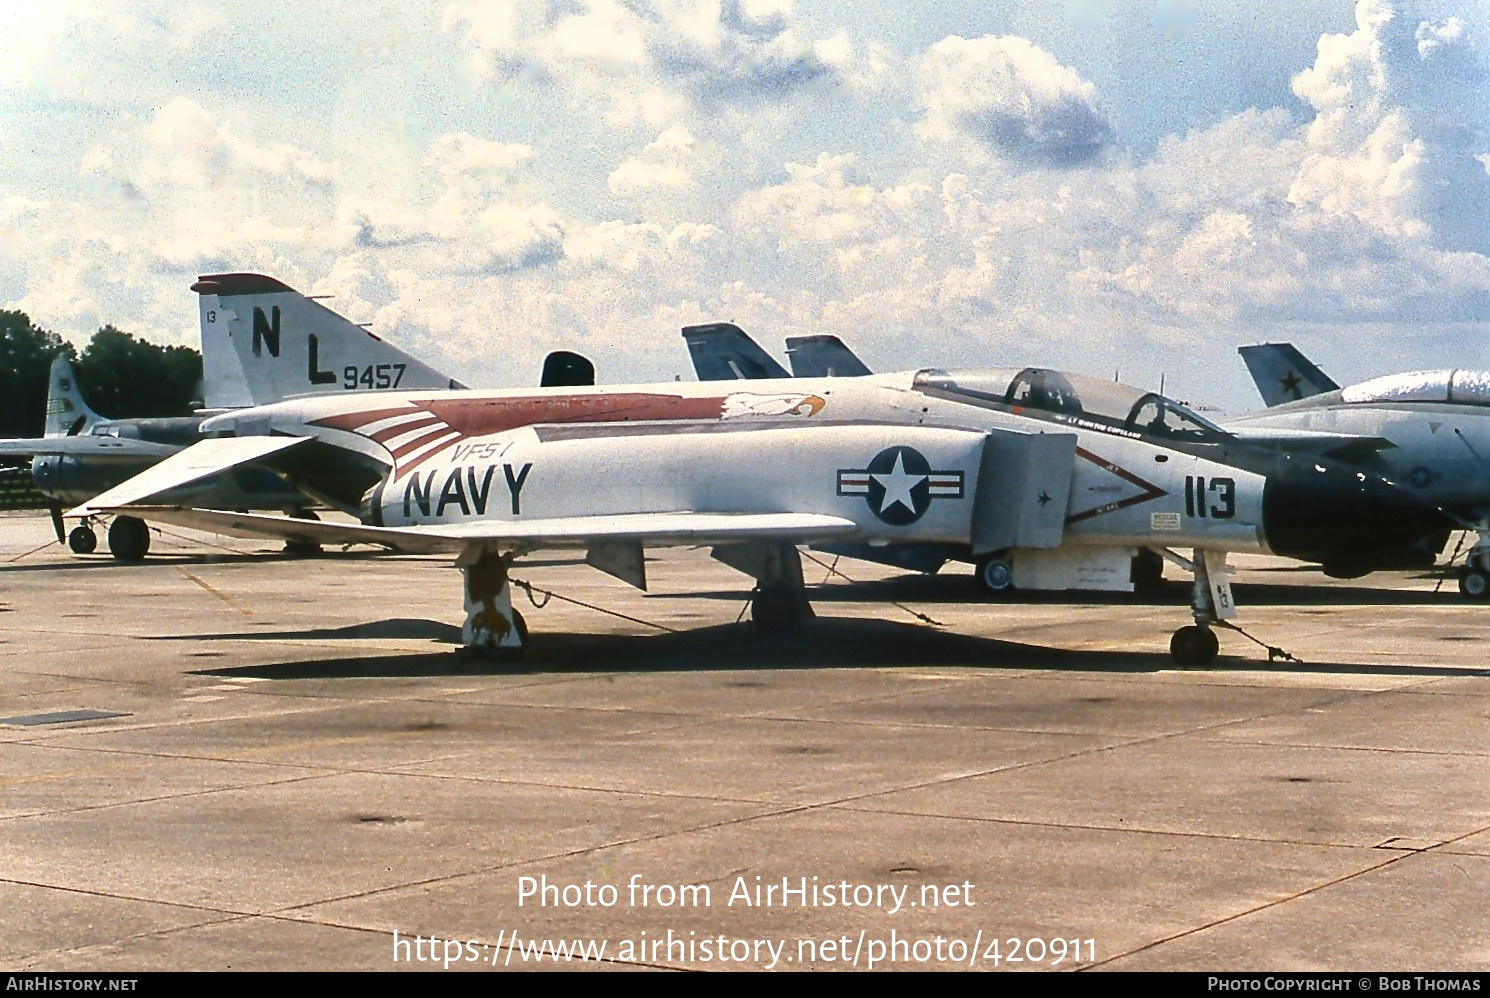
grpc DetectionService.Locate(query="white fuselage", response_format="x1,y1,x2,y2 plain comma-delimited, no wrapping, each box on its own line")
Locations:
203,371,1272,556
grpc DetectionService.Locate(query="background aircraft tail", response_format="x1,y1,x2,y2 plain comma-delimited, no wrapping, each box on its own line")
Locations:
540,350,595,387
193,273,466,408
1238,343,1339,407
682,322,789,381
784,335,873,377
43,356,102,437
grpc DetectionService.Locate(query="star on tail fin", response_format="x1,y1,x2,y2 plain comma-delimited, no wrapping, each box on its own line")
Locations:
1238,343,1339,407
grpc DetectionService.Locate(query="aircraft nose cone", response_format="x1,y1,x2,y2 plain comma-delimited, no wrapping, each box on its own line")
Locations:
1262,454,1455,573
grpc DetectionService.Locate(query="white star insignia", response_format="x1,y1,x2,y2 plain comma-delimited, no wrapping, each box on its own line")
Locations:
871,452,927,514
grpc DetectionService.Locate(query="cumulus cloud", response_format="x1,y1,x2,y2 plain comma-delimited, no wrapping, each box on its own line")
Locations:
916,34,1116,168
5,3,1490,403
608,125,717,193
1290,0,1490,253
446,0,847,121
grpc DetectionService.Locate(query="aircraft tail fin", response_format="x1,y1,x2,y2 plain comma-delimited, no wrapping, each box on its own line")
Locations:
193,273,467,408
1238,343,1339,406
784,335,873,377
43,356,102,437
682,322,790,381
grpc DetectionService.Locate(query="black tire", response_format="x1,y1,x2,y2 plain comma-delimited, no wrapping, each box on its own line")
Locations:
284,510,323,555
512,608,528,645
107,516,150,562
975,556,1016,597
1131,550,1165,594
67,525,98,555
1459,568,1489,600
752,583,802,633
469,608,528,660
1170,625,1219,665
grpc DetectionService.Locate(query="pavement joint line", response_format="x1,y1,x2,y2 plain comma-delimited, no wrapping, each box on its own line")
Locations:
813,688,1397,816
0,741,764,807
173,567,252,615
1185,736,1490,759
1084,817,1490,970
12,913,264,969
0,769,343,823
824,803,1456,853
268,698,1405,917
0,875,260,920
267,800,815,917
251,910,686,972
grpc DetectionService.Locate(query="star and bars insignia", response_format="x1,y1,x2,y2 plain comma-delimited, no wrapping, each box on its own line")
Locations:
837,446,965,525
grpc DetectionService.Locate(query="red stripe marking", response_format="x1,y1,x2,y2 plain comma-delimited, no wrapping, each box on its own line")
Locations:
391,426,459,461
368,416,442,443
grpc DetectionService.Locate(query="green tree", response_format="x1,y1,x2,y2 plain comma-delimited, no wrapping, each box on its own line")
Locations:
0,310,75,438
74,326,202,420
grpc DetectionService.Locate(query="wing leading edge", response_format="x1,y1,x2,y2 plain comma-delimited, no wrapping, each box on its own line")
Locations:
99,506,861,554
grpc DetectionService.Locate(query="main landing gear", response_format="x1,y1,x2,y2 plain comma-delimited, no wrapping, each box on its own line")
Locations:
283,509,324,557
708,541,816,632
460,547,528,659
65,516,151,561
1456,531,1490,600
748,544,816,633
974,554,1016,597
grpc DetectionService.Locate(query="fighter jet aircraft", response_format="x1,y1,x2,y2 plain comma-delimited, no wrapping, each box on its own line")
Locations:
1233,343,1490,596
72,355,1451,664
5,355,307,559
0,274,473,559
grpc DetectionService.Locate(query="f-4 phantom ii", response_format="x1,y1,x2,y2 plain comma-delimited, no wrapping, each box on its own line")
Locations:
1235,342,1490,597
681,325,1453,591
0,273,591,560
74,357,1451,664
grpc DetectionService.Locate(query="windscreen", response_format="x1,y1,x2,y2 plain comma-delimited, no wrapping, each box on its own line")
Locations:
914,367,1229,442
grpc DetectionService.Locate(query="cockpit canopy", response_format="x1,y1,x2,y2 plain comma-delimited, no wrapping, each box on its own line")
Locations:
913,367,1230,443
1341,370,1490,406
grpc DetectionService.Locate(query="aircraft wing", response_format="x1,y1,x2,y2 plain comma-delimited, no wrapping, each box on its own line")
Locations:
68,435,312,517
1227,427,1396,459
100,506,861,554
0,436,179,461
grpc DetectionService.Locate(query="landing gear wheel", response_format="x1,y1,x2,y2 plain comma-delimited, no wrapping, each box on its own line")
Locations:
1131,550,1165,594
1459,568,1490,600
975,556,1016,597
283,510,323,556
468,609,529,661
752,583,803,633
68,524,98,555
107,516,150,562
1170,625,1219,665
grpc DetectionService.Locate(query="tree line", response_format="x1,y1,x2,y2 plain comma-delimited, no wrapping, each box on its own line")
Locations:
0,310,203,438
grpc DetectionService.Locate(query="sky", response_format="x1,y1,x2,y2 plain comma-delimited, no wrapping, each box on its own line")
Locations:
0,0,1487,412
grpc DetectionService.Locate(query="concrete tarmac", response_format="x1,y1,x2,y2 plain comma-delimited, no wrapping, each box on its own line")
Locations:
1,511,1486,971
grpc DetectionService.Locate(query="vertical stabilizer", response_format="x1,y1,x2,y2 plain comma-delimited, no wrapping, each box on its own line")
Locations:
784,335,873,377
682,322,790,381
43,356,101,437
193,273,466,407
1238,343,1339,407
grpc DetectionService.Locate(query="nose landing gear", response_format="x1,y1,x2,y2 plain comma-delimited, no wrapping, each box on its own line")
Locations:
1164,548,1232,665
